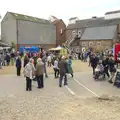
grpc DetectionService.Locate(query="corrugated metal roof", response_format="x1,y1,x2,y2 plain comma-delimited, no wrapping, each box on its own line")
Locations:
81,25,117,40
8,12,54,26
67,17,120,29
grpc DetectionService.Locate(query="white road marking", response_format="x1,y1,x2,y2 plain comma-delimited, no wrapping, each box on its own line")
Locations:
65,85,75,95
73,78,100,98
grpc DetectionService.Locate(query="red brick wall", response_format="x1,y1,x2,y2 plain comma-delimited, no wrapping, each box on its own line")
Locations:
53,20,66,46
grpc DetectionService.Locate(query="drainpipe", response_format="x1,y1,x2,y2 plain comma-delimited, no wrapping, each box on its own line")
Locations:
16,20,18,51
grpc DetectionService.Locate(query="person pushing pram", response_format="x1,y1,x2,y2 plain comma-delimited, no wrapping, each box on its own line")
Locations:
94,61,105,80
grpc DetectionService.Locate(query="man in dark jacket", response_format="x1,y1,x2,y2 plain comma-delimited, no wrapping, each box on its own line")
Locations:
91,53,99,75
16,56,22,76
58,56,68,87
102,56,110,78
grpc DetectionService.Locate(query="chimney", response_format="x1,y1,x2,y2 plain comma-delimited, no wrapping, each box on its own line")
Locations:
92,16,97,19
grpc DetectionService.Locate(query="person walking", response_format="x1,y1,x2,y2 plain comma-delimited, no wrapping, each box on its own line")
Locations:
53,57,59,78
36,58,44,89
23,58,35,91
102,56,110,79
47,55,52,67
108,55,116,83
11,52,15,66
91,54,99,75
67,56,73,77
6,53,11,66
16,56,22,76
33,53,37,68
0,53,2,69
58,56,68,87
42,55,48,78
24,54,29,67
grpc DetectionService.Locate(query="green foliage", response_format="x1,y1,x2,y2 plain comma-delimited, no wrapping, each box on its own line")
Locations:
11,41,16,48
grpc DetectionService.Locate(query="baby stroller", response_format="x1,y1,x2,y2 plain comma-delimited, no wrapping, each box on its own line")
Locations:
94,62,105,81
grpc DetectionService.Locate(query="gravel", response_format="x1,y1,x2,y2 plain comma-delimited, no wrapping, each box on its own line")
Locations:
0,93,120,120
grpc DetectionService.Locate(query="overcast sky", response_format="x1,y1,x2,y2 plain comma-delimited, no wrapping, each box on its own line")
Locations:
0,0,120,24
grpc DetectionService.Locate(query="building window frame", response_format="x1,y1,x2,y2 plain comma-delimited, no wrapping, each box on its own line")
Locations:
97,42,101,46
72,30,76,35
89,42,93,46
75,47,79,53
82,42,86,46
78,30,81,37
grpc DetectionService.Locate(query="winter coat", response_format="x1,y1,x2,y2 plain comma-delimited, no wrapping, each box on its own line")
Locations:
58,60,68,75
67,59,73,74
16,58,22,68
23,62,35,79
36,62,44,76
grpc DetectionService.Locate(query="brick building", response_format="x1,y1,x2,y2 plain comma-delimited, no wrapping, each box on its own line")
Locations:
66,10,120,53
53,19,66,46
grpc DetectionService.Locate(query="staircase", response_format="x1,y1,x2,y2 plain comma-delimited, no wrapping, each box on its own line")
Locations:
64,31,83,58
64,35,76,57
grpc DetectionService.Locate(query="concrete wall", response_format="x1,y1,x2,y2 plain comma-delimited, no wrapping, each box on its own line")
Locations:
1,13,17,45
17,20,56,45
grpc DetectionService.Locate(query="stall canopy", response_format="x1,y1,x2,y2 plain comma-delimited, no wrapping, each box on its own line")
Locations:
49,46,62,51
55,46,62,50
18,46,39,52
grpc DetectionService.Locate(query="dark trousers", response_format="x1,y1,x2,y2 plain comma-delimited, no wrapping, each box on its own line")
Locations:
26,77,32,91
17,67,21,76
44,65,48,77
92,66,96,75
54,68,59,78
36,75,44,88
104,67,110,78
7,61,10,66
59,73,67,87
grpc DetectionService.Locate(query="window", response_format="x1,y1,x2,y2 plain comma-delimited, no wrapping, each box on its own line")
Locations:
89,42,93,46
82,42,86,46
78,31,81,38
60,29,63,34
97,42,101,46
78,31,81,35
76,48,79,52
72,30,76,34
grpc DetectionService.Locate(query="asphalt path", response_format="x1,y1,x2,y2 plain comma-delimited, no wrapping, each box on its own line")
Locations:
0,72,120,98
67,72,120,98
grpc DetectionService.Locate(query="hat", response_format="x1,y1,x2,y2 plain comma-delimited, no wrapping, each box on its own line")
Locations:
62,56,65,59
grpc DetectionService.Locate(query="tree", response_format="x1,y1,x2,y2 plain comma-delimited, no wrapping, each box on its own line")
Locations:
11,41,16,49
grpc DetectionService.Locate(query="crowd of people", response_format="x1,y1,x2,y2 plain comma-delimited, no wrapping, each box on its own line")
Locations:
14,50,73,91
88,52,116,84
0,48,118,91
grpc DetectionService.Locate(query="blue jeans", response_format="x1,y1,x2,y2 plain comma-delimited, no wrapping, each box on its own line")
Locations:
59,73,67,87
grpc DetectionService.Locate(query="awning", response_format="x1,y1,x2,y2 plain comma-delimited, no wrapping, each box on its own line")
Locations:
0,41,10,47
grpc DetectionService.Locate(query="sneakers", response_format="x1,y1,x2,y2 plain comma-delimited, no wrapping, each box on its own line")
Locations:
108,80,113,84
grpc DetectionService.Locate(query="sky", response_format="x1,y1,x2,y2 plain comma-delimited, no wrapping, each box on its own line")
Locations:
0,0,120,24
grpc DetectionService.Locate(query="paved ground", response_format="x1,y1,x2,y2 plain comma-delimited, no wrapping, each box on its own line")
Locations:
0,60,91,75
0,72,120,120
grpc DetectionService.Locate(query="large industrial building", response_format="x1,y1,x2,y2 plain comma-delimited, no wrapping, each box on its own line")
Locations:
66,10,120,53
1,12,56,50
